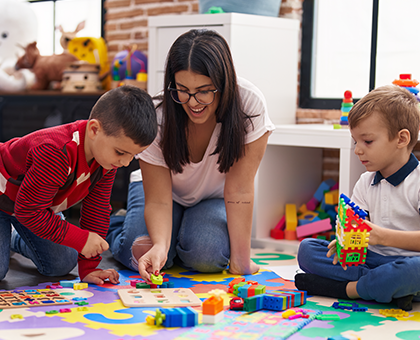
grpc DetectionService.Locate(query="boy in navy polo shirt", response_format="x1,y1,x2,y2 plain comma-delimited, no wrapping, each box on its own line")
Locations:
295,85,420,311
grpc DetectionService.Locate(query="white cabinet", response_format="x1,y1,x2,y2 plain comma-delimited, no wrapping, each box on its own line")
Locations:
252,124,367,253
148,13,300,125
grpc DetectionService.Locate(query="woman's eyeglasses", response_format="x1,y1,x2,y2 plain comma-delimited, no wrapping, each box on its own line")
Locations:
168,83,218,105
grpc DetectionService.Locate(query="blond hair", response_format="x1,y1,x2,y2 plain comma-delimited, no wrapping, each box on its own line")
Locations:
349,85,420,151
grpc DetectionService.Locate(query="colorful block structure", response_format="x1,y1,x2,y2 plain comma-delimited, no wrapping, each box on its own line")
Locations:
243,289,307,312
392,73,420,102
335,193,371,267
339,90,353,128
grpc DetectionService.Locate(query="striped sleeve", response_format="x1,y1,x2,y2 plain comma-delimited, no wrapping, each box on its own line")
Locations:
77,168,116,279
14,144,89,248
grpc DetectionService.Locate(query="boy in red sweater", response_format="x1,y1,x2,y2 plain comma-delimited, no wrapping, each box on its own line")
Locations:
0,86,157,284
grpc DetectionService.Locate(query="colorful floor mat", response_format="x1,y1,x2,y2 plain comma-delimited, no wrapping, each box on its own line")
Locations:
1,250,420,340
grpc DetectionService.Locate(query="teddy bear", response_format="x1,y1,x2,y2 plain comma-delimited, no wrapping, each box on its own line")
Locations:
0,0,38,92
15,42,79,90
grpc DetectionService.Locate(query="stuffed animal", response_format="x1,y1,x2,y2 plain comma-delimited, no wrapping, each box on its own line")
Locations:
61,61,102,93
0,0,38,92
56,21,85,53
15,42,78,90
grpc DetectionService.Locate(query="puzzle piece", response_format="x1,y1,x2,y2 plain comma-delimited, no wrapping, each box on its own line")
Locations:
118,288,202,307
0,290,72,309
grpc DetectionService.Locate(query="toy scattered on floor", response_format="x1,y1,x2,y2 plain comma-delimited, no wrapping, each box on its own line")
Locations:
315,313,340,321
146,307,199,327
118,288,202,308
229,297,244,310
392,73,420,102
243,289,307,312
270,179,338,241
0,289,72,309
231,280,266,298
73,282,88,290
202,289,225,324
335,90,353,129
336,193,371,268
379,308,409,318
332,301,367,312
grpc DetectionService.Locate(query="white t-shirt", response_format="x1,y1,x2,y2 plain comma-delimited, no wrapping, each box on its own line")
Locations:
131,77,275,207
351,154,420,257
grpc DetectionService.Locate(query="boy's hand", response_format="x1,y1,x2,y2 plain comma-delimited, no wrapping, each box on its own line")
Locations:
81,232,109,258
326,239,347,270
137,244,167,282
82,269,120,285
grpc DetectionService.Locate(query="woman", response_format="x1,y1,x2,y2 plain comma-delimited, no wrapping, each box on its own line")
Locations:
106,29,275,281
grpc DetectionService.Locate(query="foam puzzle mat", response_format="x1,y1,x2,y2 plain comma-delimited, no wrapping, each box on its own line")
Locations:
1,250,420,340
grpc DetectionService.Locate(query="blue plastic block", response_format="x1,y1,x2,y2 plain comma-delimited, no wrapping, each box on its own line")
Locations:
161,307,198,327
314,179,336,202
238,284,252,298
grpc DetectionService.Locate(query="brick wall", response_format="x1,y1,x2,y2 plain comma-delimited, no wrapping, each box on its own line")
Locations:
104,0,303,60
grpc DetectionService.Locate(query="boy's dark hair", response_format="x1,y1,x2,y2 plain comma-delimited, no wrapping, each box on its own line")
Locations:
158,29,255,174
349,85,420,151
89,85,157,146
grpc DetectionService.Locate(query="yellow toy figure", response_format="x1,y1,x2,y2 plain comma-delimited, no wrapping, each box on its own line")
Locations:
68,37,110,90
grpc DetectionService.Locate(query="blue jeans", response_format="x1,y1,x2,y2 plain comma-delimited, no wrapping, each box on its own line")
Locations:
106,181,230,273
298,238,420,303
0,210,78,280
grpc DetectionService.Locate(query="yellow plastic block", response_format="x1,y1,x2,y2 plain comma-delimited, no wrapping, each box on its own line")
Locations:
297,204,307,215
73,283,88,290
325,189,339,205
285,204,297,231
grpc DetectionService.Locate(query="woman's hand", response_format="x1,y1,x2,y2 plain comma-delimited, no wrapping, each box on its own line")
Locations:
137,244,167,282
229,259,260,275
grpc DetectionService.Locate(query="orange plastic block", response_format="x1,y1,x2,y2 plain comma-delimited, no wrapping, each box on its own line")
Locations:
202,296,223,315
228,277,245,293
284,229,297,240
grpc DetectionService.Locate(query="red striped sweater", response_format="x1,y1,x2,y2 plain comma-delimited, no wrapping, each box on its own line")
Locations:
0,120,116,280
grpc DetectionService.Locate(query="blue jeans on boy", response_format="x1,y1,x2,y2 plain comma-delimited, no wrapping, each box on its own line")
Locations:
106,181,230,273
0,210,78,280
298,238,420,302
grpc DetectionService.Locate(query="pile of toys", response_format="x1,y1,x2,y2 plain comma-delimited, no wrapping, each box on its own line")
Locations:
270,179,339,241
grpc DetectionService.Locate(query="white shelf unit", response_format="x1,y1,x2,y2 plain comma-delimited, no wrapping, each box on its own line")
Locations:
252,124,367,253
148,13,300,125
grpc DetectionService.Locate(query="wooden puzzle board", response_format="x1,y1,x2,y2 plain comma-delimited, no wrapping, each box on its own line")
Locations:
118,288,202,307
0,289,72,309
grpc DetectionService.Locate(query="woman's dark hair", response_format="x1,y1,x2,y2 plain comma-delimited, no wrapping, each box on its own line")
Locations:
158,29,253,173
